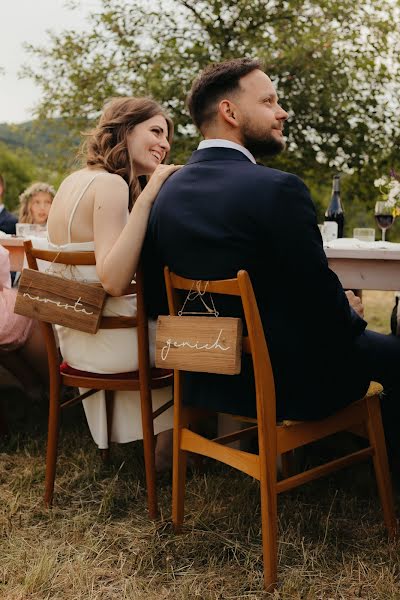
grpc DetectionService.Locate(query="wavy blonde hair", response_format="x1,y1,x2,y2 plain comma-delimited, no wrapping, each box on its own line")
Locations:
83,97,173,209
19,182,56,224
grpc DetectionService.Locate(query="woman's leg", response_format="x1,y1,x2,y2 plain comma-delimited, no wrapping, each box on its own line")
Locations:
0,350,42,397
155,428,173,472
19,320,49,383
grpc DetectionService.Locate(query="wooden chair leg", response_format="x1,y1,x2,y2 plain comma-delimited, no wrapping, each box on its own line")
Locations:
172,435,188,531
172,406,189,531
259,458,278,591
44,384,61,507
366,395,397,538
139,386,158,519
101,390,114,463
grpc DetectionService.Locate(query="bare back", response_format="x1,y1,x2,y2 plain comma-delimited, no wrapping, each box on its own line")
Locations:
47,168,129,246
46,162,178,296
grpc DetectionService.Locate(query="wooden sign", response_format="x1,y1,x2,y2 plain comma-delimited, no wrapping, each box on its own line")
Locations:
155,316,242,375
14,268,107,334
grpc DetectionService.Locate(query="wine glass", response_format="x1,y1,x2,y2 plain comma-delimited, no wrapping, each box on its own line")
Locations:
374,201,395,241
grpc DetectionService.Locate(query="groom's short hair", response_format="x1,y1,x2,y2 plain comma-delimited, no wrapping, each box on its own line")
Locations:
187,58,262,132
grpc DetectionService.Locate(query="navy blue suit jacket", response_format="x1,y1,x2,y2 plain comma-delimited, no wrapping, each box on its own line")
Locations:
0,208,17,235
144,147,370,420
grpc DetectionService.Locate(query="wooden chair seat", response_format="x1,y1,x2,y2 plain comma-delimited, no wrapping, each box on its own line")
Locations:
232,382,383,429
164,268,397,591
60,361,172,390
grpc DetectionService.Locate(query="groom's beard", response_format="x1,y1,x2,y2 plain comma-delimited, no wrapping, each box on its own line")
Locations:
241,123,285,157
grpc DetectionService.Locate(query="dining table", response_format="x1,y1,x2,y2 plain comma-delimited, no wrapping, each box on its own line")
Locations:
1,236,400,292
0,236,25,271
325,243,400,291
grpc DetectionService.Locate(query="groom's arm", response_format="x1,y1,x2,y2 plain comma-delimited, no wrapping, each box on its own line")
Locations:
142,217,169,319
260,172,367,338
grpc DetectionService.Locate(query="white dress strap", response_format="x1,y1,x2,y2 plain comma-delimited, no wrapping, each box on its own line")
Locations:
67,173,99,243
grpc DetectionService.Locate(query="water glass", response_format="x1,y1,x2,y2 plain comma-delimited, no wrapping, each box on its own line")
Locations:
353,228,375,242
322,221,338,243
15,223,47,238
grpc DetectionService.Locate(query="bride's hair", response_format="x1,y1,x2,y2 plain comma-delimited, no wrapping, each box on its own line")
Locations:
83,97,173,209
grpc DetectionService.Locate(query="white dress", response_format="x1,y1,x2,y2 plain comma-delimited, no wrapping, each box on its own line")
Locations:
33,173,173,449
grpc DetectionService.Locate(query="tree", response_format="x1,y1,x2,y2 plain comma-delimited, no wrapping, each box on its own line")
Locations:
0,143,35,212
23,0,400,183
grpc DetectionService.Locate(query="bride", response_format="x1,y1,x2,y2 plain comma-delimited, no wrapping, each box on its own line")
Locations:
45,97,180,461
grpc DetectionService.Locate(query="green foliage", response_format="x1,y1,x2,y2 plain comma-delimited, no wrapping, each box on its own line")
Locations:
0,119,81,175
309,165,400,240
0,118,80,211
19,0,400,233
22,0,400,181
0,143,35,212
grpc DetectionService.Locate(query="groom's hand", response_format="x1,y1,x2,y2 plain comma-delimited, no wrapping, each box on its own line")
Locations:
345,290,364,318
147,164,182,194
139,164,182,209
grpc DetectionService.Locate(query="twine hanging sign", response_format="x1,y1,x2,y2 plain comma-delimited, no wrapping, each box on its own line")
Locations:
14,268,107,334
155,280,242,375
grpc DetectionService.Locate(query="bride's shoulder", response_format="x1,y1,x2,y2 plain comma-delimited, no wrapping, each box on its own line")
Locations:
61,168,128,192
90,169,129,191
82,167,128,187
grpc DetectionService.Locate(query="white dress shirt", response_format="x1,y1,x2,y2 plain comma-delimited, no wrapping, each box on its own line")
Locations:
197,139,256,164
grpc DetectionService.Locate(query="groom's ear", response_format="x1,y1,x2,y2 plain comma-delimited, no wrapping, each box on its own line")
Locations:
218,99,239,128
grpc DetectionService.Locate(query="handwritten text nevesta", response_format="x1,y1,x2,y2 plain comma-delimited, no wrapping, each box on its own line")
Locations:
23,293,94,316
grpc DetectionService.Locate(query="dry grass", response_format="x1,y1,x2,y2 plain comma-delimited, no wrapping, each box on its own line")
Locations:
363,291,394,334
1,291,399,599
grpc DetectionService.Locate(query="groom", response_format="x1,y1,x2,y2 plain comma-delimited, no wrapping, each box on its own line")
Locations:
144,58,400,447
0,174,17,235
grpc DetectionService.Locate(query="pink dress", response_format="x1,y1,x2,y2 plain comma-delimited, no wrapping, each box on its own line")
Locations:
0,245,34,350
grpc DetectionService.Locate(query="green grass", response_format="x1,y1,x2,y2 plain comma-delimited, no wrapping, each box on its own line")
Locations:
1,291,399,599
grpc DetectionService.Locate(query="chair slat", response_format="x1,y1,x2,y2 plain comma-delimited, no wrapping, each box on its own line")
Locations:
170,272,240,296
100,316,137,329
28,248,97,265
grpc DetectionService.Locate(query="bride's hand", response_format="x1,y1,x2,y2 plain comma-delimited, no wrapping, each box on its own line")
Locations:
142,164,182,204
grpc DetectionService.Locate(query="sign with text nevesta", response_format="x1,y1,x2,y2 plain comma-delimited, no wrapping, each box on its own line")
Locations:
155,315,243,375
14,268,107,334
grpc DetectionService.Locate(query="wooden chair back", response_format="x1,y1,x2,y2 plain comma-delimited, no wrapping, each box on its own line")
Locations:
23,238,142,396
164,268,276,450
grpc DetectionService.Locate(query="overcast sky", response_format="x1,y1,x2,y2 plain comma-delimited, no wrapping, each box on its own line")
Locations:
1,0,101,123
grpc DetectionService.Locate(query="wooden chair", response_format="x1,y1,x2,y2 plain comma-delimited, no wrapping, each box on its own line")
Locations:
24,239,173,518
164,267,397,591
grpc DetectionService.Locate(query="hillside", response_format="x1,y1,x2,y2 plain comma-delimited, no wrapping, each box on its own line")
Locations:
0,119,81,170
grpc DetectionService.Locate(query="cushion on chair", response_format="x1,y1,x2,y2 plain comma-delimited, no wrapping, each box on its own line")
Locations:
59,361,170,380
365,381,383,397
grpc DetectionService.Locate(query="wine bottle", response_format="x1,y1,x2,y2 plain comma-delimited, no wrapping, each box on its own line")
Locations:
325,174,344,238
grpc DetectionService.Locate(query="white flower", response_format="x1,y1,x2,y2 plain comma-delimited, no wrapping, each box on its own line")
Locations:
386,197,396,208
374,177,388,187
388,180,400,204
377,175,400,208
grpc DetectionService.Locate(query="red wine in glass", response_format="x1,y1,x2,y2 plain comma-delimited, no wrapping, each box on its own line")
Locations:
374,202,395,241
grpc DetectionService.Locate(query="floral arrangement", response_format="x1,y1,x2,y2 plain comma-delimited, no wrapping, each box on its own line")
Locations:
374,169,400,215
